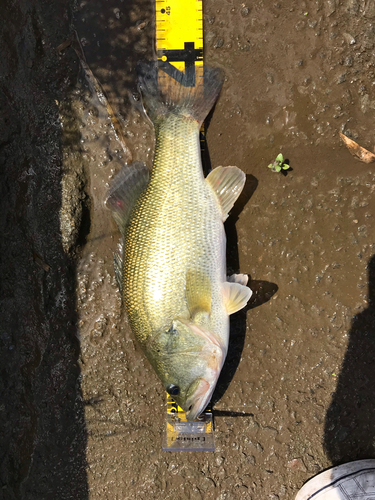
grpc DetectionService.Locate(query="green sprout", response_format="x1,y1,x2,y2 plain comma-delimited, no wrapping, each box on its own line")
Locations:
268,153,290,173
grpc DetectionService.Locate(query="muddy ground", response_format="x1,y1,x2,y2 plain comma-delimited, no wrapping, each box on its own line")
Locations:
1,0,375,499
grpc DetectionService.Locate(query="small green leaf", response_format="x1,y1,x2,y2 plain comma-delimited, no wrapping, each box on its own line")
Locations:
282,164,290,170
275,165,281,172
268,164,273,169
276,153,283,163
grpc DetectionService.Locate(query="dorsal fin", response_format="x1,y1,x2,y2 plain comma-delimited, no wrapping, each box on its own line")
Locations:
106,161,149,234
222,282,252,315
113,242,123,293
206,166,246,220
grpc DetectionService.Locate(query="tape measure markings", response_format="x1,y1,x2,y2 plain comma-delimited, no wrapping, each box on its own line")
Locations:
156,0,203,73
155,0,215,447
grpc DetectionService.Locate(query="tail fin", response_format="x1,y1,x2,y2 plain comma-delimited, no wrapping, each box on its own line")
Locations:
137,62,224,126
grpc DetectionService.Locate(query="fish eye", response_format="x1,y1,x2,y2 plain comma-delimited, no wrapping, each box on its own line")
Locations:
166,384,180,396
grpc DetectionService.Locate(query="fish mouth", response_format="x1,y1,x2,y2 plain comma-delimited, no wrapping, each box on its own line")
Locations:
185,378,214,421
179,324,225,421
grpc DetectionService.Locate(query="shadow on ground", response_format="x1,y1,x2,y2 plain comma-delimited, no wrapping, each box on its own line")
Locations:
0,2,88,499
212,174,278,408
73,0,154,121
324,254,375,464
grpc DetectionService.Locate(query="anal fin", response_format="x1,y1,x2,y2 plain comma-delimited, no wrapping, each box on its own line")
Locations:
206,166,246,220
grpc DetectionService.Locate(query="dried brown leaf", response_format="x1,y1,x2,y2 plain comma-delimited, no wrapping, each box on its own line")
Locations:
339,132,375,163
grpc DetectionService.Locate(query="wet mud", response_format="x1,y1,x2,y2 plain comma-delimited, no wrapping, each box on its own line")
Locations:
0,2,88,499
1,0,375,499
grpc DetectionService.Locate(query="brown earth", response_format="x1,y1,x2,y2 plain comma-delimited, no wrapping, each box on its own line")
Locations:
1,0,375,499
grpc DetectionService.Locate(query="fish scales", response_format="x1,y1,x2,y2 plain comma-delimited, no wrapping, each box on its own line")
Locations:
107,63,252,420
124,116,225,343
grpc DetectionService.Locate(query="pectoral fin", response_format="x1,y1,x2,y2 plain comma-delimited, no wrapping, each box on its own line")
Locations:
206,166,246,220
178,319,224,353
222,282,252,315
185,270,212,319
106,161,149,234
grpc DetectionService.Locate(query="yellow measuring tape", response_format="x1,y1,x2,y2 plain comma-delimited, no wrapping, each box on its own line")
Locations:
155,0,215,451
156,0,203,81
155,0,212,435
156,0,207,171
163,394,214,451
157,0,205,413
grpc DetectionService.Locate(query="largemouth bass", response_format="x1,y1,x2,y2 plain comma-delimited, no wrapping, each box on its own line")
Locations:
107,63,252,420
